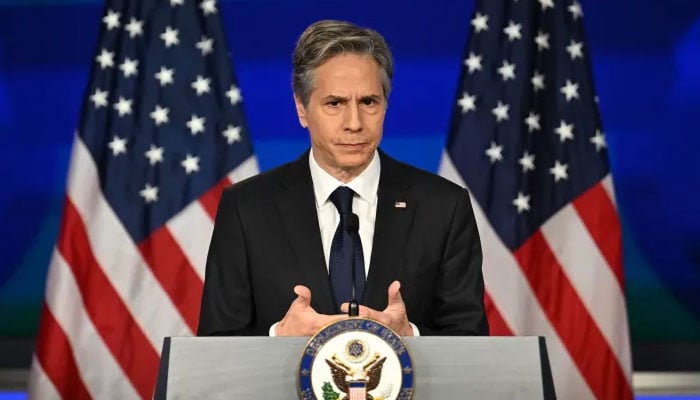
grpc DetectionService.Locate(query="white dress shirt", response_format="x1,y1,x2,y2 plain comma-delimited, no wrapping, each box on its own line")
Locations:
308,149,380,276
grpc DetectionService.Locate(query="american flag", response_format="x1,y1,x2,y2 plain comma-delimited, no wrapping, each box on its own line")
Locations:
28,0,258,398
438,1,632,399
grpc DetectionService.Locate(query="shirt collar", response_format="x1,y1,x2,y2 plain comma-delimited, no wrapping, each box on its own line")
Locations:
308,149,381,208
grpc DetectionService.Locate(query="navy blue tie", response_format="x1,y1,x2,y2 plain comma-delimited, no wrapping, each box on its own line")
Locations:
328,186,366,311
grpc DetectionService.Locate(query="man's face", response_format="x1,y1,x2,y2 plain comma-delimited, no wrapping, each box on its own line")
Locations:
294,53,387,181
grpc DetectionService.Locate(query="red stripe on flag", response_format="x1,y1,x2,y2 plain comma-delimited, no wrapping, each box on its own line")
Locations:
514,231,632,400
58,198,160,400
35,303,92,400
199,177,233,220
138,226,203,332
573,183,625,289
484,291,514,336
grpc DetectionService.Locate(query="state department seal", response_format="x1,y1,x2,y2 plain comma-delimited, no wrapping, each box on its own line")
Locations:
298,318,414,400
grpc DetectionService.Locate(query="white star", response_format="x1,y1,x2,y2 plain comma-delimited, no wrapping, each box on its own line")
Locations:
139,183,159,203
464,52,482,74
90,88,109,108
145,145,164,166
485,141,503,163
119,57,138,78
590,129,607,151
471,12,489,33
161,26,180,48
525,112,541,132
181,154,201,174
538,0,555,11
491,101,510,122
95,48,115,69
191,75,211,96
170,0,184,5
186,114,206,135
497,60,516,81
560,79,579,101
223,125,242,144
519,151,536,172
226,85,242,105
113,96,132,116
535,31,550,51
568,1,584,20
124,18,143,38
503,21,522,41
150,105,170,126
458,92,477,113
200,0,217,15
155,67,174,86
102,10,120,30
550,161,569,182
531,71,545,92
108,136,127,156
196,36,214,56
513,192,531,213
566,40,584,60
554,120,575,142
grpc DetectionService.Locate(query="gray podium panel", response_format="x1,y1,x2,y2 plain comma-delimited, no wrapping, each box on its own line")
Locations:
155,336,554,399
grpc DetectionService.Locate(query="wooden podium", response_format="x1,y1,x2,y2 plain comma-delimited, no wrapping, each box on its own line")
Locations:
154,336,555,399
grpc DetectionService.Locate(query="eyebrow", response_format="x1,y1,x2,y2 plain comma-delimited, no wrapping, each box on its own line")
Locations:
321,94,383,102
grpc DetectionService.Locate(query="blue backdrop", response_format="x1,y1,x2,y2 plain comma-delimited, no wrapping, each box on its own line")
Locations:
0,0,699,348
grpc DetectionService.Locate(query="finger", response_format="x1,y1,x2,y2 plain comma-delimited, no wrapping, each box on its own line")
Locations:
293,285,312,307
386,280,404,306
324,314,348,323
357,305,380,320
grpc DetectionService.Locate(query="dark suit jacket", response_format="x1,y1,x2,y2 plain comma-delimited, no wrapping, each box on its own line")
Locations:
197,150,489,336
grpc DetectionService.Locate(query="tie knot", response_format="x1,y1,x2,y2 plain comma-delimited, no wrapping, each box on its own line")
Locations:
329,186,355,215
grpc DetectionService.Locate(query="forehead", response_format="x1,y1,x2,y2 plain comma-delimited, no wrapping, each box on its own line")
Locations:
312,53,383,95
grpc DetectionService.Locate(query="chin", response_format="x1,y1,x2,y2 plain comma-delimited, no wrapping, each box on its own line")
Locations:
337,155,372,170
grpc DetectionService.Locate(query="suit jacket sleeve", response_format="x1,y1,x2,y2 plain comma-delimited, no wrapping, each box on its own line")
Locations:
197,187,259,336
418,190,489,336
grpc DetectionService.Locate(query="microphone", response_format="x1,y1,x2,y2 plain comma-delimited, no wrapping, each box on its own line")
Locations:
344,213,360,317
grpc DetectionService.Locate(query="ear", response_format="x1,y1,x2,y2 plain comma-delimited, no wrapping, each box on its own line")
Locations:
293,95,308,128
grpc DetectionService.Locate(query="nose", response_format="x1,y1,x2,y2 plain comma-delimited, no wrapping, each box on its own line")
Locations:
343,102,362,133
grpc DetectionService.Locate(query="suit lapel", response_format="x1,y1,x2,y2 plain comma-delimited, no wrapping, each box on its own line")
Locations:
274,153,336,314
364,152,416,310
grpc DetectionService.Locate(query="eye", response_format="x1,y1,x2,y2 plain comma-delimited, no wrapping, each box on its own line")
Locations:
361,98,376,106
327,100,340,107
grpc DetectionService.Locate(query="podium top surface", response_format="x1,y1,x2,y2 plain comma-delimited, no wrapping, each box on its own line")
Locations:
156,336,554,400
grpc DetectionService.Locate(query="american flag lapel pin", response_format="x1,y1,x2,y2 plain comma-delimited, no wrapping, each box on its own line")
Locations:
394,201,407,209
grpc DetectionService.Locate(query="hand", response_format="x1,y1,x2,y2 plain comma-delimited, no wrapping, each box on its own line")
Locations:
341,280,413,336
275,285,345,336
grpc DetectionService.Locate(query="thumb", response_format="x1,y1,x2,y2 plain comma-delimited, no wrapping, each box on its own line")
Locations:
293,285,312,308
386,281,404,306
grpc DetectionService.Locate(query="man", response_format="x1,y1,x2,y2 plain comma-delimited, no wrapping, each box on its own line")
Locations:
198,20,488,337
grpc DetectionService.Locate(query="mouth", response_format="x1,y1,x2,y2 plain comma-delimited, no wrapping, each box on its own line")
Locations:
337,143,368,148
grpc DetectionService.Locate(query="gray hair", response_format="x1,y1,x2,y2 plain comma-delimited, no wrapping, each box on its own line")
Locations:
292,20,394,107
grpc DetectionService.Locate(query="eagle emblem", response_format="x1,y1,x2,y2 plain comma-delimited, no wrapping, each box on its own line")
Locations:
297,318,414,400
325,351,386,400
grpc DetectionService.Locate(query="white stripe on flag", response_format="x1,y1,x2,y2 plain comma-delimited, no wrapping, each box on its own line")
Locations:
438,151,595,400
66,136,193,349
226,155,260,183
28,355,62,400
43,250,141,399
167,202,214,281
601,174,617,209
541,204,632,378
